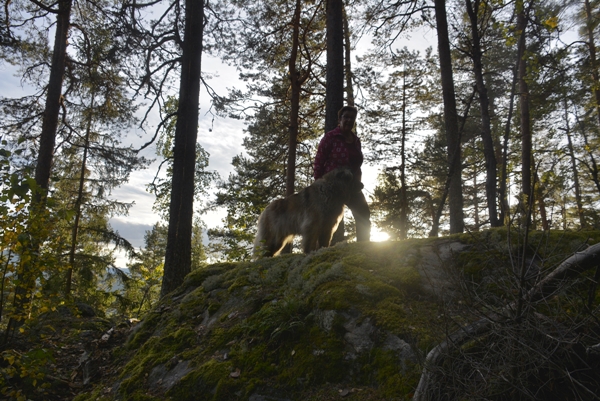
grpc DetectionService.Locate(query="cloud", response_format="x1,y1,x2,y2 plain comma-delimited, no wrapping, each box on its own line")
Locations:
110,219,154,249
198,116,246,179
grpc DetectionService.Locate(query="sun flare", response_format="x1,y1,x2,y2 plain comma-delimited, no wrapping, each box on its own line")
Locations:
370,228,390,242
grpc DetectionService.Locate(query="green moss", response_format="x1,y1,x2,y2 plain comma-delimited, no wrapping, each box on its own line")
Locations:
165,359,234,401
73,388,110,401
165,327,199,350
87,230,600,401
227,274,251,292
206,327,238,350
119,327,198,396
301,261,334,280
123,393,161,401
452,229,600,299
311,281,361,310
184,263,237,286
374,356,420,399
179,287,208,316
207,302,221,315
286,331,347,385
127,311,163,349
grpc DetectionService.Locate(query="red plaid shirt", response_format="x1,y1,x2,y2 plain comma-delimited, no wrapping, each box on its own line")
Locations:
314,127,363,180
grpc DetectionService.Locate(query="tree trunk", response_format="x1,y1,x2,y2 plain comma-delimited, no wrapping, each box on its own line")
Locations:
7,0,73,342
473,169,479,229
465,0,499,227
326,0,345,244
434,0,464,234
399,66,408,240
498,2,529,225
564,100,585,228
429,88,475,237
66,96,94,296
534,172,549,230
498,58,520,225
342,5,355,107
285,0,303,197
161,0,204,297
517,3,533,222
575,113,600,196
325,0,344,133
34,0,72,201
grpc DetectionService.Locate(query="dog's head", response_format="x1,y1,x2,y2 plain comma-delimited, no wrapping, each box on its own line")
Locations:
324,167,353,183
317,167,357,203
323,167,360,197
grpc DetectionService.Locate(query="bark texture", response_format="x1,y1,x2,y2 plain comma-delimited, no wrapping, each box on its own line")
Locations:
465,0,499,227
325,0,344,133
434,0,464,234
161,0,204,297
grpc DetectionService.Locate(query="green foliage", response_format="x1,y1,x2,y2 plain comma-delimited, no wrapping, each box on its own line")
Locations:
0,149,66,399
124,219,207,318
0,348,54,401
372,129,448,238
3,0,600,396
1,0,147,312
0,153,64,327
126,223,167,314
148,96,219,221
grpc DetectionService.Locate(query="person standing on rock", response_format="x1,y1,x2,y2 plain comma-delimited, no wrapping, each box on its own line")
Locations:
314,105,371,243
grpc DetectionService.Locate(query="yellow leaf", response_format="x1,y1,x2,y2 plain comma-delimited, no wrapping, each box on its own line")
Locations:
544,16,558,30
19,328,25,334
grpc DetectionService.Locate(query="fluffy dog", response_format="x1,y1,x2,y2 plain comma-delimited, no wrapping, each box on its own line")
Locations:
253,167,354,257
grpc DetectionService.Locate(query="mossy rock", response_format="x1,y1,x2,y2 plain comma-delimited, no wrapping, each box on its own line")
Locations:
78,230,600,400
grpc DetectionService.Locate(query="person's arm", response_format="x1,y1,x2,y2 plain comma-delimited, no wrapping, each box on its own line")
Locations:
355,136,364,184
355,168,362,184
313,135,330,180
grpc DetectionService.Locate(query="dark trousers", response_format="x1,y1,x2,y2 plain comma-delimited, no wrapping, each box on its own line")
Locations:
331,189,371,244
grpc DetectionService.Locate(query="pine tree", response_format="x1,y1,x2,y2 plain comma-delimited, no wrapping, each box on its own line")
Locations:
160,0,206,297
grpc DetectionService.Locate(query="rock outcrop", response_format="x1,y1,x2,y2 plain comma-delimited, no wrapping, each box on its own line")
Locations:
76,230,600,401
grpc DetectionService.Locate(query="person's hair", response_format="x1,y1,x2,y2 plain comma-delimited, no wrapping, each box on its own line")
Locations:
337,105,358,121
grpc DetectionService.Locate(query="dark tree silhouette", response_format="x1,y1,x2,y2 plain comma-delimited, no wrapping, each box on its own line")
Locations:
161,0,205,297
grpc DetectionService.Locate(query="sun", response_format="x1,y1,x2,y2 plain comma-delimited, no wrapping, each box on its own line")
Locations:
370,228,390,242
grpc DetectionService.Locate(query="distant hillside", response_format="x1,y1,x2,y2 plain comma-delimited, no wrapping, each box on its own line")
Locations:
76,229,600,401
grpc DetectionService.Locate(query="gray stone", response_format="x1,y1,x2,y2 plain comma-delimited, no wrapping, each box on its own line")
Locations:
148,360,192,392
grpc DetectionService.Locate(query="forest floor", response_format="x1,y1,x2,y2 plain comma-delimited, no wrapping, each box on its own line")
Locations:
4,306,133,401
7,305,391,401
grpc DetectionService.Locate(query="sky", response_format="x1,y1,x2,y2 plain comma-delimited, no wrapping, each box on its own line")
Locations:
0,26,437,269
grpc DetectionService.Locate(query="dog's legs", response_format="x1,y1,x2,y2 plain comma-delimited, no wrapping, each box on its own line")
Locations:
272,234,294,256
317,215,342,249
301,226,320,253
318,229,334,249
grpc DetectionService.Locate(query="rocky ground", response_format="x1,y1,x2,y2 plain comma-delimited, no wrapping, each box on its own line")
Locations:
4,229,600,401
3,305,134,401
